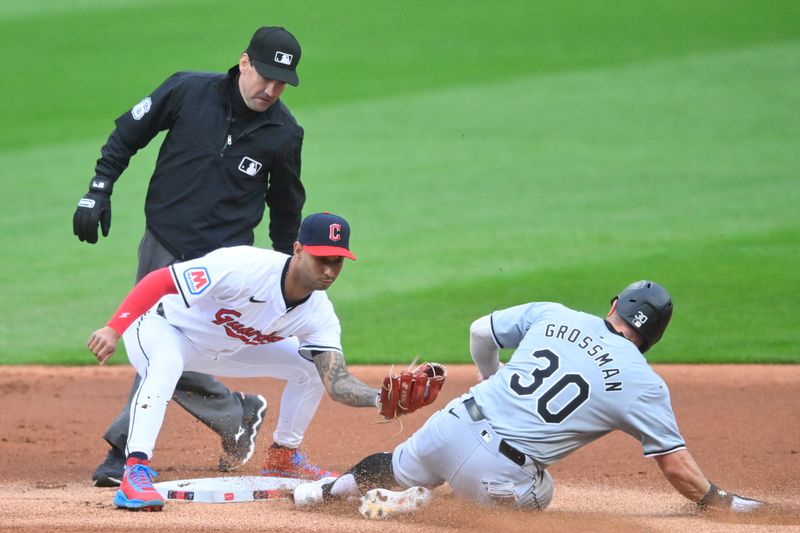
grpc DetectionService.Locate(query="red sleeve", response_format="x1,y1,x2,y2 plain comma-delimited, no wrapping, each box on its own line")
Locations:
107,267,178,335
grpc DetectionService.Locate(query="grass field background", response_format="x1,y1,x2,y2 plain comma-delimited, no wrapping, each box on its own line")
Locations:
0,0,797,364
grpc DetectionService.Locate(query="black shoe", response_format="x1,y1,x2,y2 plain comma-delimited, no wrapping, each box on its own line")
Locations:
219,392,267,472
92,446,125,487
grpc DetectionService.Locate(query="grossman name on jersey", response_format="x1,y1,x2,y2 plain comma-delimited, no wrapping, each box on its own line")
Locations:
545,323,622,392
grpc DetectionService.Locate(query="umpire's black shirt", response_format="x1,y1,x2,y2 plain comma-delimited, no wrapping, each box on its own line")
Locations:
94,65,305,259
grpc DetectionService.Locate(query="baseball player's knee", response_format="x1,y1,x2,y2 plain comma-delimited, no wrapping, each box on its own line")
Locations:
347,452,397,491
290,373,325,400
480,469,553,511
147,353,185,382
283,363,324,387
481,480,519,506
304,374,326,399
521,470,554,511
308,371,325,387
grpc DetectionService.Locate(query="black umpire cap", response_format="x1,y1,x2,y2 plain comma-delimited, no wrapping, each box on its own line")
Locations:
246,26,301,86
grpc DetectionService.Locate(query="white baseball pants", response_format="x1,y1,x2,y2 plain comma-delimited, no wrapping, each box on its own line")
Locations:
122,310,325,458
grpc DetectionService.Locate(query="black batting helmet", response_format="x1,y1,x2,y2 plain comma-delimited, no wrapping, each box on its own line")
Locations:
611,280,673,353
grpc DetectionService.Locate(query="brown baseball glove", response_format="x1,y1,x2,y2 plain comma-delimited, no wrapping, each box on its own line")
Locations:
378,363,448,419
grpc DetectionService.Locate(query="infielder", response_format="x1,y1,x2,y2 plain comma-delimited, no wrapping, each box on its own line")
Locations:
86,213,423,511
294,281,764,518
73,26,308,486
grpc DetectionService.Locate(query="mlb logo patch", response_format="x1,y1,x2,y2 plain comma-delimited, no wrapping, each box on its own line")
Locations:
238,157,262,176
183,267,211,295
274,51,293,65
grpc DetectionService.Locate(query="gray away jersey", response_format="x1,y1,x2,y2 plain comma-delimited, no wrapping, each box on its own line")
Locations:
471,302,685,466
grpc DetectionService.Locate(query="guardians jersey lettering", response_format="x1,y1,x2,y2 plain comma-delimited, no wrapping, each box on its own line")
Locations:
212,309,285,345
158,246,343,358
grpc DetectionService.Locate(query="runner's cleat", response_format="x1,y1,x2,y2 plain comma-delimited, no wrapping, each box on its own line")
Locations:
358,486,431,520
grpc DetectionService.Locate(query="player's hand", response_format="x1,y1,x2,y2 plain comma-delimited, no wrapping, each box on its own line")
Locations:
698,482,767,513
73,177,113,244
88,326,121,365
378,362,447,419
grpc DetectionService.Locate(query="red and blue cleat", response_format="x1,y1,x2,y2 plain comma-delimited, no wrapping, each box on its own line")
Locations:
113,457,165,511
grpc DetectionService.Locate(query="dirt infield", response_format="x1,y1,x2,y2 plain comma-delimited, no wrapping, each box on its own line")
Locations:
1,364,798,532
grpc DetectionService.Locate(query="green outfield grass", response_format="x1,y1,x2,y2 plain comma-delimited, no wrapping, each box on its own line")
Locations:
1,0,798,364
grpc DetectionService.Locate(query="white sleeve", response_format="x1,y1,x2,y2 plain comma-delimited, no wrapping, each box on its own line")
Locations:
297,299,343,360
470,315,501,380
490,302,550,349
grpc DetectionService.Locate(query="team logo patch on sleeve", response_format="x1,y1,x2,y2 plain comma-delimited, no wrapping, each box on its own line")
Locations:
131,97,152,120
183,267,211,294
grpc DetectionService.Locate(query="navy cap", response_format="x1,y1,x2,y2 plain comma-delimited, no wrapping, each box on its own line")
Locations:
298,212,356,260
246,26,301,86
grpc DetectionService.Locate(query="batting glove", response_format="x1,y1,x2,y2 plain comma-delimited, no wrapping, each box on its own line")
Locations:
73,176,113,244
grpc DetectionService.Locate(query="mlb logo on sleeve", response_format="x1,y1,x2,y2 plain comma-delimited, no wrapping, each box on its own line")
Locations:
183,267,211,295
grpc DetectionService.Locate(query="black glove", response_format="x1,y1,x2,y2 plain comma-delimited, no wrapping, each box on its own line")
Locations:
73,177,113,244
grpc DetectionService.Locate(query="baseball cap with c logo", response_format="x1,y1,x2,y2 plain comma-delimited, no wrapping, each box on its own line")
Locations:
298,212,357,260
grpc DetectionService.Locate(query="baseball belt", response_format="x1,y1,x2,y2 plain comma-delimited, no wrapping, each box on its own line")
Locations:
463,397,527,467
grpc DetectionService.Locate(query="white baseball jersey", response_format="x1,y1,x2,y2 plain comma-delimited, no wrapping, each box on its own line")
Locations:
471,302,685,466
159,246,342,360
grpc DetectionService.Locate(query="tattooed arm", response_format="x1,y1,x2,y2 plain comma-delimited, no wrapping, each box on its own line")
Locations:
313,351,380,407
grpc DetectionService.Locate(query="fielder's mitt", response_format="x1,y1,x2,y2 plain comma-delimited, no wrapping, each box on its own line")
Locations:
379,363,447,419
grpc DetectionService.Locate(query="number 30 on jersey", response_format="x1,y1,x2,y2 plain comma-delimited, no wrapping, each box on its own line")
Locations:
509,348,589,423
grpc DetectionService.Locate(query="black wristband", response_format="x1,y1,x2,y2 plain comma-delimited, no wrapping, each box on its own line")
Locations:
697,482,734,509
88,176,113,195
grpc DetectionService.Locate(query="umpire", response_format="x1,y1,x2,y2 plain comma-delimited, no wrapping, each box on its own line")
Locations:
73,26,306,486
